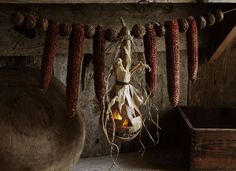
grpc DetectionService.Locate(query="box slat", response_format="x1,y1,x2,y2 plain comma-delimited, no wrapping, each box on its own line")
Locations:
177,106,236,170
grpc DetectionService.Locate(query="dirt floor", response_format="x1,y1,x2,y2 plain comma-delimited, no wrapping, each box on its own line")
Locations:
72,147,187,171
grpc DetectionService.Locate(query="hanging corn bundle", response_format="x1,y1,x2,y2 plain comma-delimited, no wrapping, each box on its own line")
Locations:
66,24,85,117
164,20,180,107
143,23,157,96
93,25,105,102
186,16,198,81
39,20,59,92
101,18,151,143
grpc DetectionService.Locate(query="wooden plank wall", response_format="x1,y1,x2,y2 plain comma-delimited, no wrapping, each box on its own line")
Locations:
189,4,236,107
189,37,236,107
0,3,234,157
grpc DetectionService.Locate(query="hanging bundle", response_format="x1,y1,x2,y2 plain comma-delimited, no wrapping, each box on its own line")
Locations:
66,24,85,117
39,20,59,92
101,18,151,143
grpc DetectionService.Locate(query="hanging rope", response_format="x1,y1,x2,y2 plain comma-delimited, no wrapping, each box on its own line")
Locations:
224,8,236,14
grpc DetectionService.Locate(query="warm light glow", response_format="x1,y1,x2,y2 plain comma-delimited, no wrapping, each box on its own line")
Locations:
113,110,122,120
122,119,129,127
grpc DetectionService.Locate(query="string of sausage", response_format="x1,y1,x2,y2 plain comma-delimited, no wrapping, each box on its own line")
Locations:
66,24,85,117
39,20,59,92
186,16,198,81
164,20,180,107
143,24,157,96
93,25,105,102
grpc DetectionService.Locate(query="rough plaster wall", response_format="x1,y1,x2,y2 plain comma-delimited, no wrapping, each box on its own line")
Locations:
0,3,223,157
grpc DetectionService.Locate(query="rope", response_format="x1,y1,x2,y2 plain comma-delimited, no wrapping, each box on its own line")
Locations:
224,8,236,14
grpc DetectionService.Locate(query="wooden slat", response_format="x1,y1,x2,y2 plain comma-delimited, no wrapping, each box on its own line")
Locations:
204,0,236,2
0,0,235,3
210,25,236,62
192,129,236,170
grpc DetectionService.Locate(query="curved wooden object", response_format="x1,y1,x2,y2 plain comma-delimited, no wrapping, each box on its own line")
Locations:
0,68,85,171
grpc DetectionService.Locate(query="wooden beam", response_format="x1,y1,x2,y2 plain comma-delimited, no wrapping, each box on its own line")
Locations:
210,25,236,62
0,0,235,4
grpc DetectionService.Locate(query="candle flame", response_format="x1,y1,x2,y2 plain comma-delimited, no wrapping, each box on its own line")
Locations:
113,110,122,120
122,119,129,127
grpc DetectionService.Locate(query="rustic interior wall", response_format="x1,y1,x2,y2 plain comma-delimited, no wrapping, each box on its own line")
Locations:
189,36,236,107
189,9,236,107
0,3,234,157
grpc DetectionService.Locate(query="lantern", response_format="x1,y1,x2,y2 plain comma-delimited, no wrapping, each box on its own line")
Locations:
101,21,150,143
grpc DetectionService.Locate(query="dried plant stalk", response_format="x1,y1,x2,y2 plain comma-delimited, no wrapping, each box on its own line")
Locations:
93,25,105,102
143,24,157,95
39,20,59,92
164,20,180,107
66,24,85,117
186,16,198,81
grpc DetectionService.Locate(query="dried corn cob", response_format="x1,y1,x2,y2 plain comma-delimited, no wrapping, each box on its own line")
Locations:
66,24,85,117
143,23,157,95
186,16,198,81
93,25,105,102
39,20,59,92
164,20,180,107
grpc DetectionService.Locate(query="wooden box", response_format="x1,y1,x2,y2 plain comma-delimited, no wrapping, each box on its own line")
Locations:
177,107,236,170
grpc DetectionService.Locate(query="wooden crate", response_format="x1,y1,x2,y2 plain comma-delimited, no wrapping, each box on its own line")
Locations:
177,106,236,170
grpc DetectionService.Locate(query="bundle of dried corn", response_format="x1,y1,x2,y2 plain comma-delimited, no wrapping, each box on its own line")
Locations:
39,20,59,92
164,20,180,107
93,25,105,103
101,18,152,144
143,23,157,96
186,16,198,81
66,24,85,117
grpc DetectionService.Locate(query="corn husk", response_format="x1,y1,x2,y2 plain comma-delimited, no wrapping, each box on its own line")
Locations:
102,26,145,142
